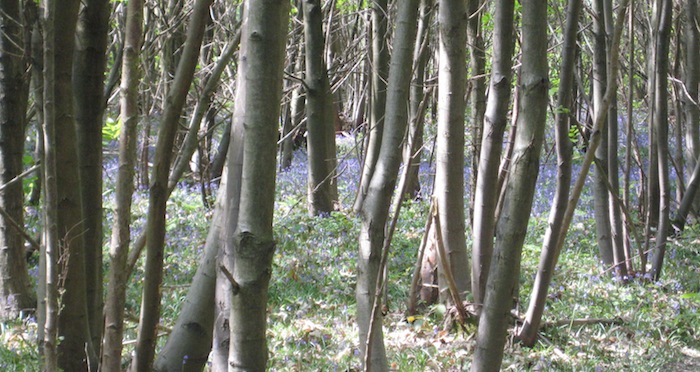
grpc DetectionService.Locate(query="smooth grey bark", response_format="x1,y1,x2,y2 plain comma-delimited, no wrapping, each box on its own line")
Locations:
518,0,581,347
41,3,59,369
357,1,420,370
467,0,486,222
101,0,143,370
472,1,548,369
226,1,289,370
303,0,338,216
213,13,249,368
591,0,615,269
471,0,515,307
433,0,470,300
130,0,214,370
0,0,34,320
651,0,672,280
73,0,110,352
354,0,389,213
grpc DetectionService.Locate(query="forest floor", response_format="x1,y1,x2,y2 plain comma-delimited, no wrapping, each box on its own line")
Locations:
1,140,699,371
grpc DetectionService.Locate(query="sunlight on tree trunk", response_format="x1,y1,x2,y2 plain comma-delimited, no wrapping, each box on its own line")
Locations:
472,1,548,369
470,0,515,308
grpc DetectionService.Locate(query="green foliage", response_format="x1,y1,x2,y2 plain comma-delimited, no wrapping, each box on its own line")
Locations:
103,116,121,144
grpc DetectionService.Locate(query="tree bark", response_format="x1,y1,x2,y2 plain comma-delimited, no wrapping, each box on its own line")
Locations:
433,0,470,301
472,1,548,369
101,0,143,370
357,1,420,370
53,1,97,369
73,0,110,353
467,0,486,224
303,0,338,216
651,0,672,280
130,0,214,370
354,0,389,213
518,0,581,347
0,0,35,321
226,1,289,370
470,0,515,307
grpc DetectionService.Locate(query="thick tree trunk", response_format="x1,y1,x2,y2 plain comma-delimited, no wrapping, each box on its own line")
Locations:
354,0,389,213
470,0,515,307
433,0,470,301
0,0,35,321
518,0,581,347
52,1,98,369
73,0,110,353
357,2,420,370
130,0,214,370
472,2,548,369
101,0,143,370
226,2,289,370
303,0,338,216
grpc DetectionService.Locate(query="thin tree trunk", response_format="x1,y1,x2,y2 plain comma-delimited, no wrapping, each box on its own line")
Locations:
303,0,338,216
353,0,389,213
684,0,700,212
433,0,470,301
467,0,486,224
470,0,515,307
357,1,420,370
472,1,548,369
651,0,672,280
101,0,143,370
226,1,289,369
41,3,59,369
517,0,581,347
404,0,433,200
591,0,615,270
130,0,214,369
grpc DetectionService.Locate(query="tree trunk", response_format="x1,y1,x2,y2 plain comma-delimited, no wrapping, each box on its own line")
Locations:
602,0,627,278
303,0,337,216
684,0,700,212
651,0,672,280
353,0,389,213
357,1,420,370
130,0,214,370
467,0,486,224
470,0,515,307
52,1,97,369
226,1,289,369
73,0,110,353
517,0,581,347
41,3,59,369
591,0,615,270
0,0,35,321
433,0,470,301
101,0,143,370
472,1,548,369
405,0,433,200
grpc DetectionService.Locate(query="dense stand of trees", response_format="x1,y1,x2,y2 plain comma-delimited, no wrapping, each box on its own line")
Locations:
0,0,697,370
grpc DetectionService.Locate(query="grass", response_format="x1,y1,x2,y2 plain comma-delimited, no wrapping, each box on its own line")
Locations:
1,142,699,371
